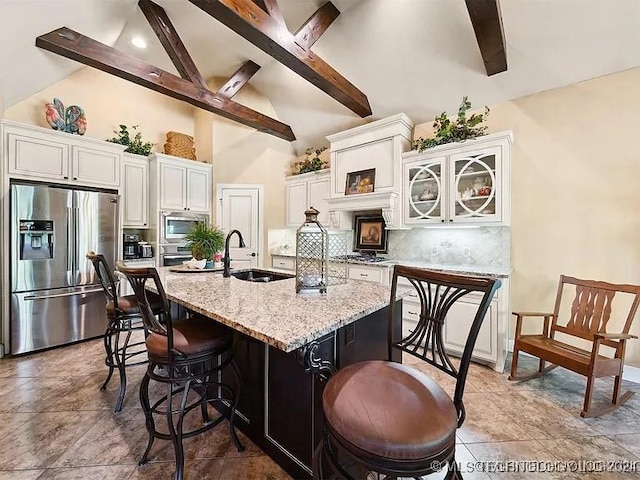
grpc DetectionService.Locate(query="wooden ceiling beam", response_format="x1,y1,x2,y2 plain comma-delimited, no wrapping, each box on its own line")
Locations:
465,0,507,76
294,2,340,51
258,0,285,26
189,0,372,117
35,28,295,141
217,60,261,98
138,0,207,88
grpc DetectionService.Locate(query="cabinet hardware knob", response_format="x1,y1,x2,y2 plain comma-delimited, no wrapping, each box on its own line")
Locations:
63,176,69,179
360,273,368,277
248,252,256,257
408,311,418,315
441,219,445,223
449,219,453,222
73,177,78,180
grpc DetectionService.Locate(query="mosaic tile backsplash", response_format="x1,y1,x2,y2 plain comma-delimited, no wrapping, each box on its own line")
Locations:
387,226,510,268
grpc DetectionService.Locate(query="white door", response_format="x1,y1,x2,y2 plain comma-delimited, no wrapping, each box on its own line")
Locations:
218,185,262,269
285,181,307,227
307,175,330,225
122,160,149,228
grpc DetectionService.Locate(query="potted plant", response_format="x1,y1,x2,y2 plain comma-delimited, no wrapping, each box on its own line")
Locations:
184,222,225,269
106,124,154,156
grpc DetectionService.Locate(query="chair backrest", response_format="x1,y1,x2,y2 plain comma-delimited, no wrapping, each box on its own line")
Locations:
116,263,173,350
389,265,501,426
86,251,118,305
551,275,640,348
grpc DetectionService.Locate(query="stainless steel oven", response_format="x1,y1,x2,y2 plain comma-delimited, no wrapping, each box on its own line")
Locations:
159,243,194,267
160,211,209,243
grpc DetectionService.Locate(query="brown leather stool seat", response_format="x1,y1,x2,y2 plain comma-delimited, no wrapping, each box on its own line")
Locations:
106,293,162,315
323,361,457,462
146,316,233,359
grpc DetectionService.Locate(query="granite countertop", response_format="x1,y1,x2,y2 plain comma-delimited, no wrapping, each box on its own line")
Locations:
144,267,397,352
270,252,511,278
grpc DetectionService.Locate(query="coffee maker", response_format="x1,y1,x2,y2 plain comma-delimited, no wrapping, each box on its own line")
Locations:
123,233,141,259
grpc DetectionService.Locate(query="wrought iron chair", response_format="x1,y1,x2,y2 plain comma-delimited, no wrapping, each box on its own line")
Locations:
117,263,244,480
87,251,160,413
313,265,500,479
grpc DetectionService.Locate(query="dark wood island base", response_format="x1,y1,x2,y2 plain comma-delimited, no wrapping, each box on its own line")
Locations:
222,303,401,479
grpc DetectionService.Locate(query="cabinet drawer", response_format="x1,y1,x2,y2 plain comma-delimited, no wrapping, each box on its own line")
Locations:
272,256,295,271
348,265,384,284
403,302,421,322
402,318,418,340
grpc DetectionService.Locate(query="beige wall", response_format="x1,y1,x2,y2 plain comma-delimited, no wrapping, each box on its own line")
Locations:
195,79,297,263
4,67,195,149
416,67,640,366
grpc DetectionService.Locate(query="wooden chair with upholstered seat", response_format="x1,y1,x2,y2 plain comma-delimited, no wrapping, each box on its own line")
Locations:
117,263,244,480
509,275,640,417
313,265,501,480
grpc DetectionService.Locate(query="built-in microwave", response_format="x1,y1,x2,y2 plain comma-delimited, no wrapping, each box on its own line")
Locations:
160,211,209,243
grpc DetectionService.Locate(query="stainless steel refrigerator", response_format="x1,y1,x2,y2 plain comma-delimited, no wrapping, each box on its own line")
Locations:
10,182,119,355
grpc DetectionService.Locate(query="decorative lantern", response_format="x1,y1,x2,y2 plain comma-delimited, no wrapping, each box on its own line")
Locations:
296,207,328,293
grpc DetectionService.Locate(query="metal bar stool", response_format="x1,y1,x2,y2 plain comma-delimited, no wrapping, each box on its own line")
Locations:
313,266,501,479
87,251,160,413
118,263,244,480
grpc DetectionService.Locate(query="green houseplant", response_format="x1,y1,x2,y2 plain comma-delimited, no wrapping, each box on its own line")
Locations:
185,222,225,265
106,124,154,156
412,97,490,152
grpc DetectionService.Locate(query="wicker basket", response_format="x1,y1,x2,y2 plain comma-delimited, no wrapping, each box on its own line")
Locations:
164,131,197,160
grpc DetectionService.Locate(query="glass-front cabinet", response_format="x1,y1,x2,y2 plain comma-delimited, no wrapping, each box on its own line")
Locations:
406,157,445,223
403,132,512,226
450,147,501,223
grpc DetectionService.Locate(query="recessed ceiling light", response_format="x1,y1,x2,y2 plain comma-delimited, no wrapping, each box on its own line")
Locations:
131,36,147,49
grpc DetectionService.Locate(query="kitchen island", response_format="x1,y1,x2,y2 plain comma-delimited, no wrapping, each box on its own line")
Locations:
147,267,401,479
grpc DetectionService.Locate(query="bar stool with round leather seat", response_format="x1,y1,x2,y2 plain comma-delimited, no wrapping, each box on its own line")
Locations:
87,251,163,413
313,265,501,480
117,263,244,480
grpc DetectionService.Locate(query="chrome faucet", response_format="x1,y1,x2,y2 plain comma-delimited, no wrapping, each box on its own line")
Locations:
223,230,246,277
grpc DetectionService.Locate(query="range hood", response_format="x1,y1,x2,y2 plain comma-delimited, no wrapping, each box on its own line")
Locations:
325,113,414,229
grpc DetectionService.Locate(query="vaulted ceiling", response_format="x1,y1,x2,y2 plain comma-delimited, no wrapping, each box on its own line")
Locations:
2,0,640,151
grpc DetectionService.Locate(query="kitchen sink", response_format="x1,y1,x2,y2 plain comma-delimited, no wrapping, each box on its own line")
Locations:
230,269,294,283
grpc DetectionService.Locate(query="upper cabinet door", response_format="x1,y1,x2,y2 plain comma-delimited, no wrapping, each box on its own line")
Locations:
71,145,120,187
307,174,330,225
122,158,149,228
159,162,187,211
186,167,211,213
404,157,446,225
7,131,69,180
449,146,502,224
286,180,308,227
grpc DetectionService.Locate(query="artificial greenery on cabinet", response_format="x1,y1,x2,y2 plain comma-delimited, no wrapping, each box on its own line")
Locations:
106,124,154,156
293,146,328,174
412,97,490,152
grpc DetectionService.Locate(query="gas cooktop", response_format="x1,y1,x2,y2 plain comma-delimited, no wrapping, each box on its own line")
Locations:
342,255,388,263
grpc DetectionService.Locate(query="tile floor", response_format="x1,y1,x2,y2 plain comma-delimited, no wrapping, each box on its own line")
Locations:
0,336,639,479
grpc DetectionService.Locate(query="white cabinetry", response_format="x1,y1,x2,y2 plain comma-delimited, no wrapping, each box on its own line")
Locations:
403,131,513,227
271,255,295,271
122,153,149,228
347,264,390,286
3,120,124,188
285,170,330,227
151,153,212,213
325,114,413,229
399,273,509,372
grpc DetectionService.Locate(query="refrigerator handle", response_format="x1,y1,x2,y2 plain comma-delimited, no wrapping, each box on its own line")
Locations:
66,207,74,273
74,206,80,282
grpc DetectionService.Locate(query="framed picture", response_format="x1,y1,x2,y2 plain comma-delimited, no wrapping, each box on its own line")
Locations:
354,214,388,253
345,168,376,195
